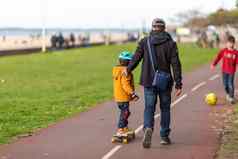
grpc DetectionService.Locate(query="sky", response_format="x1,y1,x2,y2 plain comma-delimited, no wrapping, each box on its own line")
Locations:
0,0,235,28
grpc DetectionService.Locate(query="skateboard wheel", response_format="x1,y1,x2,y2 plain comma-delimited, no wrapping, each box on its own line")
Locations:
111,138,116,143
122,138,128,144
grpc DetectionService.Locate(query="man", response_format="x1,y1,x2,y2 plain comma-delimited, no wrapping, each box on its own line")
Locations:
126,18,182,148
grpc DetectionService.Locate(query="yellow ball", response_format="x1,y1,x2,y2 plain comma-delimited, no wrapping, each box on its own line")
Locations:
205,93,217,106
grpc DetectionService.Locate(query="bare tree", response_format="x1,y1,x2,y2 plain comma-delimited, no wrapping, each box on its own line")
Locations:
208,8,238,26
172,9,205,26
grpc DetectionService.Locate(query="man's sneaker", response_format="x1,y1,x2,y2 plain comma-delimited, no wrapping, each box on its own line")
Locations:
160,137,171,145
142,128,153,148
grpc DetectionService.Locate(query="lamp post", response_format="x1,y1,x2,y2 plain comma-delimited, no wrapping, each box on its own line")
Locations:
41,0,47,52
42,20,46,52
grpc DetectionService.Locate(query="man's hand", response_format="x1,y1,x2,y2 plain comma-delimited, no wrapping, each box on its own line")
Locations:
122,68,128,77
210,64,215,71
175,88,182,97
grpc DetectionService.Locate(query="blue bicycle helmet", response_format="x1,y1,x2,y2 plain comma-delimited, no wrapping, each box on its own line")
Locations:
119,51,133,60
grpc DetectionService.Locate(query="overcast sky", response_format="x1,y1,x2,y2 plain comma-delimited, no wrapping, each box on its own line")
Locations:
0,0,235,28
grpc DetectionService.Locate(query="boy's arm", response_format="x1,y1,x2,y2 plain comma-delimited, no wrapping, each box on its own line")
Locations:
236,51,238,64
121,74,135,96
212,50,224,66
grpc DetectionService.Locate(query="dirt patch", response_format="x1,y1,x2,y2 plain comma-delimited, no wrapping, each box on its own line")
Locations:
215,105,238,159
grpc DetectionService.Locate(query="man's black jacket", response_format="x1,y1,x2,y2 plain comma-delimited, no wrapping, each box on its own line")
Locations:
127,31,182,89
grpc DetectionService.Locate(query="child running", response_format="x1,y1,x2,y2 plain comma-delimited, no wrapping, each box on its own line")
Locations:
211,35,238,104
112,51,139,136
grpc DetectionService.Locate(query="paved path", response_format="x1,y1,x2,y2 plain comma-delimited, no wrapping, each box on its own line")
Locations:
0,64,234,159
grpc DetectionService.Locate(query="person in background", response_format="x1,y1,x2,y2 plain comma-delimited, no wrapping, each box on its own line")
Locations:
211,35,238,104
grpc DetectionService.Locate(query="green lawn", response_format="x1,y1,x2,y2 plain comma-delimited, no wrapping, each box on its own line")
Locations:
0,43,217,144
217,107,238,159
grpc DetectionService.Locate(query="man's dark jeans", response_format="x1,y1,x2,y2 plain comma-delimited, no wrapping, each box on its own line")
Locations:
222,72,235,98
144,87,172,137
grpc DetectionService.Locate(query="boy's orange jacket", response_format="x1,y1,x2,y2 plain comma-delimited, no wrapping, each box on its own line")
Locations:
113,66,135,102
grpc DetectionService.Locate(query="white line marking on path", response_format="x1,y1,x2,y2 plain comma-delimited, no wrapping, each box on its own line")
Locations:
170,94,188,107
209,74,220,81
134,125,143,134
101,94,188,159
191,82,207,92
102,146,122,159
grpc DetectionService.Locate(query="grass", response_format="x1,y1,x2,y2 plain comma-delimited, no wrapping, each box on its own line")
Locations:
0,42,217,144
177,43,218,72
216,107,238,159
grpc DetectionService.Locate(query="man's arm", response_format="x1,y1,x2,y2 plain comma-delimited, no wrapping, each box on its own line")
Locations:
171,42,182,90
127,39,144,73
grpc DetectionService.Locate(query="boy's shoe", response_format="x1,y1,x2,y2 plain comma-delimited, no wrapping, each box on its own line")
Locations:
123,127,131,133
226,95,234,104
142,128,153,148
230,98,236,105
116,128,125,136
226,94,230,102
226,95,236,105
160,137,171,145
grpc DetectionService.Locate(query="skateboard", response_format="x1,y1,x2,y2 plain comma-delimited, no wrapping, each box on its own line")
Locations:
111,130,135,144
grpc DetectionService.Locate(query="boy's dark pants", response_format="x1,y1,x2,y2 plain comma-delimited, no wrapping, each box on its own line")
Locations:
117,102,130,128
222,72,235,98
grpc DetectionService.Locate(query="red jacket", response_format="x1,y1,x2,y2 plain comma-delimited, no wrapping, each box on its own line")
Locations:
212,48,238,74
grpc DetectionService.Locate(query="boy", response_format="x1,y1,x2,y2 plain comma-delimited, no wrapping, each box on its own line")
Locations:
113,51,139,136
211,35,238,104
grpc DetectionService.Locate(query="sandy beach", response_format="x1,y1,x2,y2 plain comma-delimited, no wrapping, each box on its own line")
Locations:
0,32,130,51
